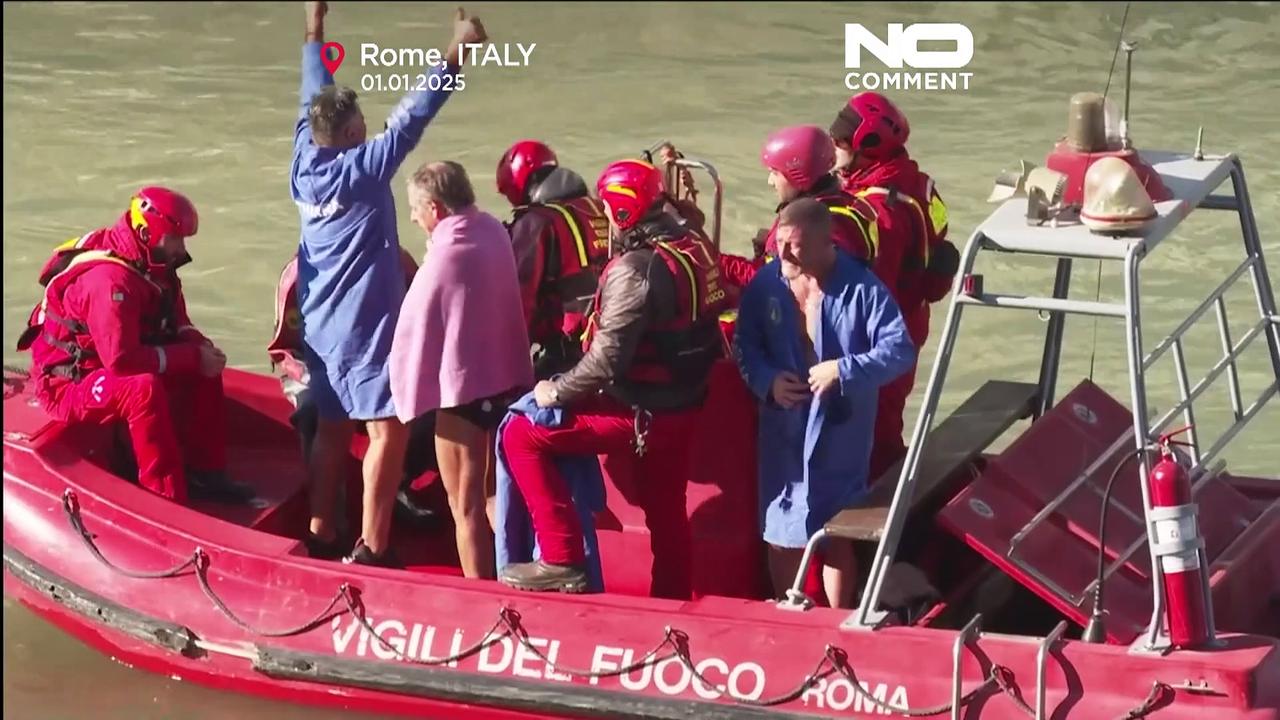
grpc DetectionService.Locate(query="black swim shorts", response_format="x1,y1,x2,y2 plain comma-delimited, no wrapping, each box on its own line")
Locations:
439,386,525,431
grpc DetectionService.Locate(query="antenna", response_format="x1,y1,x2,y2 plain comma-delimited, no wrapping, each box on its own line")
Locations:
1120,40,1137,150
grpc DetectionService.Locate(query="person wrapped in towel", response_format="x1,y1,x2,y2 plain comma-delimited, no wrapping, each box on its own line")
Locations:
390,161,534,579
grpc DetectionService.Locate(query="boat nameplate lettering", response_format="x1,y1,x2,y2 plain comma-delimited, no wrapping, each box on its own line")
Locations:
330,615,910,714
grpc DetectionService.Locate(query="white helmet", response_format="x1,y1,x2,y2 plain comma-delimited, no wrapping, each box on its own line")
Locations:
1081,157,1157,235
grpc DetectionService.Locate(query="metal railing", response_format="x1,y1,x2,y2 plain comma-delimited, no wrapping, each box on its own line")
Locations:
642,140,725,251
838,152,1280,656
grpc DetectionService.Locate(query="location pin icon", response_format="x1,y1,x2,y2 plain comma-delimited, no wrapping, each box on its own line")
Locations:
320,42,345,75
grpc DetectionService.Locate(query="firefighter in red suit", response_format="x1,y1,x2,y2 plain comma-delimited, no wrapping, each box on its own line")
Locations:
16,187,252,504
496,140,611,379
719,125,880,291
498,159,731,597
830,93,960,481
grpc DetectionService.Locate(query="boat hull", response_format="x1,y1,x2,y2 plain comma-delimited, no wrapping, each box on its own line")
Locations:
5,369,1280,719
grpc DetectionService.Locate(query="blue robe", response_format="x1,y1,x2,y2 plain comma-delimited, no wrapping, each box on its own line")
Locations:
733,253,916,548
291,42,457,420
494,392,607,592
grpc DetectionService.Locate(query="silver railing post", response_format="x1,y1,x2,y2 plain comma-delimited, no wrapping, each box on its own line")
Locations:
1121,244,1169,651
1036,621,1068,720
672,157,723,251
951,614,983,720
1036,258,1073,417
845,229,985,630
1229,158,1280,380
1213,296,1245,421
1170,339,1201,465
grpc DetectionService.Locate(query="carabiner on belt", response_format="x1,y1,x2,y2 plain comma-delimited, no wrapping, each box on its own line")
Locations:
632,406,653,457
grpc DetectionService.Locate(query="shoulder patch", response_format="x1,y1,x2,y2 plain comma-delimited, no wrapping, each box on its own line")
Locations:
112,290,126,302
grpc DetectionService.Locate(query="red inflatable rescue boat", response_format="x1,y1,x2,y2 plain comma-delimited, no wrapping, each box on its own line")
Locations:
6,105,1280,719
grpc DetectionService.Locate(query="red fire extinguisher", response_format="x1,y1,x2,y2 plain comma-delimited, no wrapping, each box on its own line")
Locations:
1147,425,1210,649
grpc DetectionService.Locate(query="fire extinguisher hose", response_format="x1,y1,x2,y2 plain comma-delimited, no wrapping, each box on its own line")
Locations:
1083,447,1151,643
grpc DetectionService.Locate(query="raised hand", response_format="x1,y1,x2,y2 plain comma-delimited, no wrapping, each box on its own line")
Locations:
304,1,327,41
452,6,488,46
658,143,698,202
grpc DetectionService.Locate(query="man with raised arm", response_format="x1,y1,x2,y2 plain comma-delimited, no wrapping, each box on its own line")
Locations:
292,1,487,566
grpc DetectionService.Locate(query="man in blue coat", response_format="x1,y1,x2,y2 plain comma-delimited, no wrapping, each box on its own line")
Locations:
292,1,486,566
733,198,915,608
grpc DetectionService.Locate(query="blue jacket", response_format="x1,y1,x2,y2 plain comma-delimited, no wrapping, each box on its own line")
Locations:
733,253,916,548
290,42,457,417
494,392,606,592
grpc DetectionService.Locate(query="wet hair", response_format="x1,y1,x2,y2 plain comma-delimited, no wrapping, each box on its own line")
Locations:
408,161,477,212
308,86,361,144
777,198,832,244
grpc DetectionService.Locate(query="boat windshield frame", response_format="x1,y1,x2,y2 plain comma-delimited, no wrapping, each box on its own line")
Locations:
844,149,1280,653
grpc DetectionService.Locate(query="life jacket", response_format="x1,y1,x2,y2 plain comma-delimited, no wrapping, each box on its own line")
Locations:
763,178,881,264
582,225,730,388
16,234,170,381
266,248,420,383
853,174,949,301
513,195,611,340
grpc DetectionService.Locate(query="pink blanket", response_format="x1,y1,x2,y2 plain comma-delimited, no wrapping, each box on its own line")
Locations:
390,206,534,423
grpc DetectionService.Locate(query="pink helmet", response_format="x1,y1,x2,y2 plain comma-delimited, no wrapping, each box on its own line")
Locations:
496,140,558,206
129,186,198,244
760,125,835,191
596,159,665,230
830,92,910,161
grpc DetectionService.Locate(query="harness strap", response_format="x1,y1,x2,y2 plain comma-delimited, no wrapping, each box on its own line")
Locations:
653,240,701,323
37,250,144,321
826,204,880,259
30,250,146,381
855,186,929,265
545,201,593,269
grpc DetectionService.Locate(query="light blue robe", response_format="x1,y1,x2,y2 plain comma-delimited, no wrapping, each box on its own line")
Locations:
733,253,916,548
494,392,606,592
291,42,457,419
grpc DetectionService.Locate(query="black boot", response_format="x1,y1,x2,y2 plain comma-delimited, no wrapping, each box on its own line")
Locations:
394,484,441,529
304,532,349,561
187,469,256,505
342,539,402,569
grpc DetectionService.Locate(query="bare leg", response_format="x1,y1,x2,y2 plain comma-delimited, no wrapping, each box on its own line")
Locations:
767,545,805,601
360,417,409,555
435,411,496,579
309,418,354,542
821,539,857,609
484,429,498,532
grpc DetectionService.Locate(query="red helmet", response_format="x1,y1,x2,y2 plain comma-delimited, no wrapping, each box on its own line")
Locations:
761,125,835,191
596,159,665,230
129,186,199,246
830,92,910,161
497,140,558,206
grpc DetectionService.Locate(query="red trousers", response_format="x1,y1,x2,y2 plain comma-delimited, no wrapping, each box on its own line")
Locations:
870,303,931,483
501,395,698,600
42,368,227,502
869,359,916,483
